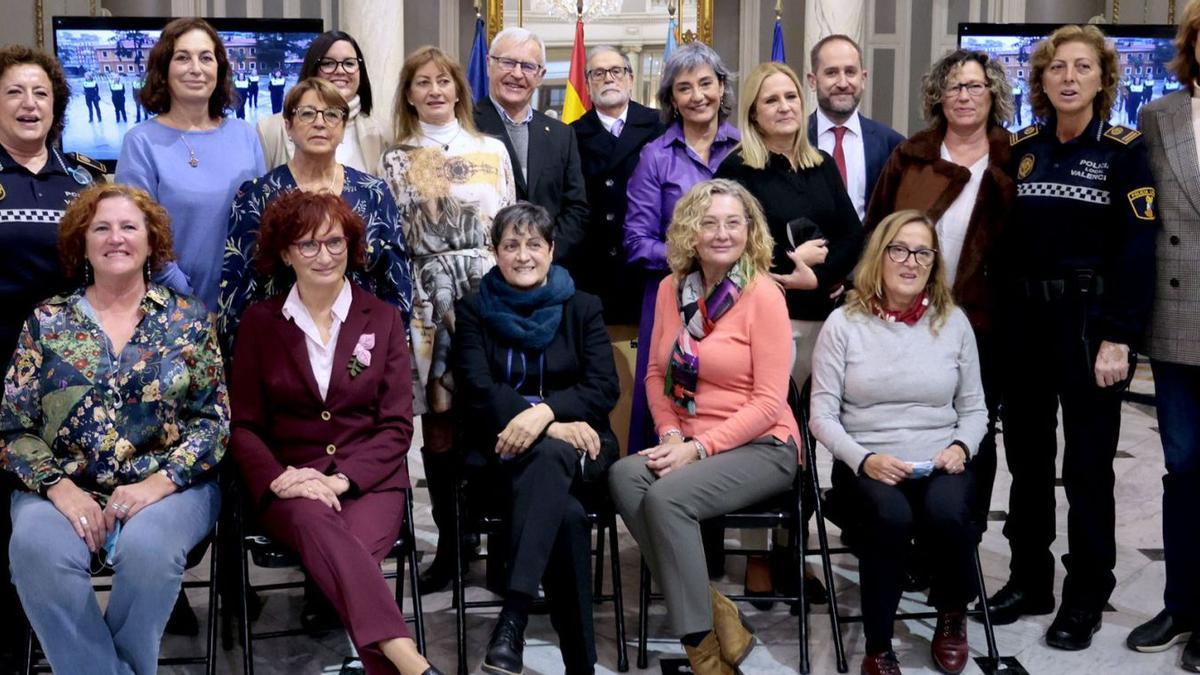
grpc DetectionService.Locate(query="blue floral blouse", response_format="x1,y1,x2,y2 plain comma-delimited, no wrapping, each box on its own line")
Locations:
0,285,229,494
219,164,413,354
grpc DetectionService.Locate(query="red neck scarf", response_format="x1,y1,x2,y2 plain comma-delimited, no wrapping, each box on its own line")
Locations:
871,290,931,326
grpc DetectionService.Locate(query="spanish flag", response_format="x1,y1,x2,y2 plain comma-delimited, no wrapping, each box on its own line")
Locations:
561,19,591,124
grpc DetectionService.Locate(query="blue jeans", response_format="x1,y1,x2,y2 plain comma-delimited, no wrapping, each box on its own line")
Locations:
9,480,220,675
1152,360,1200,623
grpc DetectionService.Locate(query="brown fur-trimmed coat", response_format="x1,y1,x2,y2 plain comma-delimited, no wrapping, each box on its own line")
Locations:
864,124,1016,335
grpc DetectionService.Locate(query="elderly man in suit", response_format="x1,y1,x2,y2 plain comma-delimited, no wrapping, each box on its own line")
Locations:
571,45,664,326
806,34,904,221
475,27,590,275
1131,5,1200,669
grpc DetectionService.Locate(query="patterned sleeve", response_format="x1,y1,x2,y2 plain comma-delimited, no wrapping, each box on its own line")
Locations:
218,179,265,358
0,314,60,492
162,309,229,487
498,146,517,209
365,179,414,325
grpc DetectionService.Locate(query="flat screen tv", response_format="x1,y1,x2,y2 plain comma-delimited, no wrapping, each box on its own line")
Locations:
958,22,1177,130
52,16,324,166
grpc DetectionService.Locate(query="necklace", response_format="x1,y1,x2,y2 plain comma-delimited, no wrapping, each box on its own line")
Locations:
180,134,199,168
290,161,341,194
422,125,462,151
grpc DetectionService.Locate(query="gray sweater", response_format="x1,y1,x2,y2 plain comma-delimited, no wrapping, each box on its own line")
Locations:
809,304,987,470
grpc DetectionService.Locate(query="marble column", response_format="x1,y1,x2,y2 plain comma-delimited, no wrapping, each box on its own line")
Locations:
803,0,866,59
341,0,405,143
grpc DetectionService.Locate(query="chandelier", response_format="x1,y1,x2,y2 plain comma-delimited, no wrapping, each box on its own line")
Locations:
530,0,624,21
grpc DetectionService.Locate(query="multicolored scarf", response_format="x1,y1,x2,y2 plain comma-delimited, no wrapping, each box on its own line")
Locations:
664,262,748,415
870,289,931,326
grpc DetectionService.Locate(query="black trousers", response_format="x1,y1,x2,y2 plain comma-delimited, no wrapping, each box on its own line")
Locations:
492,437,606,673
1001,299,1122,611
972,330,1001,527
852,466,977,654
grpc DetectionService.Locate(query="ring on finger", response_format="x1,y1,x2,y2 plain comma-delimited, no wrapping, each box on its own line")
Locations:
79,515,89,526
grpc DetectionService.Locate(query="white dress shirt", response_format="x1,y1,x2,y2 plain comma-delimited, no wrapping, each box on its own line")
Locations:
281,279,353,401
596,105,629,134
815,108,868,220
935,144,989,288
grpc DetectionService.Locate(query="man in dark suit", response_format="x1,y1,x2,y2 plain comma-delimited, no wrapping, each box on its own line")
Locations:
474,27,590,274
806,34,904,221
570,45,664,326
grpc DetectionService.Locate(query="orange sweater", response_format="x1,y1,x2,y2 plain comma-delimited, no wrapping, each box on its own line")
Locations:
646,274,801,461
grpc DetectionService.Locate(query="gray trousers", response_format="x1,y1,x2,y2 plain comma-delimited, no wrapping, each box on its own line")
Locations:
608,437,798,635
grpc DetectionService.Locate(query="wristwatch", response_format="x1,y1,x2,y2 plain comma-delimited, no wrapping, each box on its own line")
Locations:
693,440,707,461
38,473,64,497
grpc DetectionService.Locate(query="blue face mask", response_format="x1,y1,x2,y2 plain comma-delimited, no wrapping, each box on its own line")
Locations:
908,460,936,479
92,519,123,574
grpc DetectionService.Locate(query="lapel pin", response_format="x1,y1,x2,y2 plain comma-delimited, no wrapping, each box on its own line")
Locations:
545,126,550,132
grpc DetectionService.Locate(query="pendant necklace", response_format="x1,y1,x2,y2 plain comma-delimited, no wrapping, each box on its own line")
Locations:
180,134,199,168
423,126,462,151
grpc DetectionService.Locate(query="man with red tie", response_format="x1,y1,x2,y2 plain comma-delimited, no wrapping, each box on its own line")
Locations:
806,34,904,221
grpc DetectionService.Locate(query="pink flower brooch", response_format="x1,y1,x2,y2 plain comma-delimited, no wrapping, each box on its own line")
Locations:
348,333,375,378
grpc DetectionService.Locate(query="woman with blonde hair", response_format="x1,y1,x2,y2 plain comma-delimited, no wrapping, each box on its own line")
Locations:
378,45,516,593
810,209,986,675
715,58,860,604
609,178,800,675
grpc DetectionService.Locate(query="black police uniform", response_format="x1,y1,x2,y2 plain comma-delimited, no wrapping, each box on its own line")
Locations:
1000,116,1157,613
0,143,103,664
109,77,127,123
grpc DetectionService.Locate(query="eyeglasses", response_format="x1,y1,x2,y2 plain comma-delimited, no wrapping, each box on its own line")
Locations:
886,244,937,267
316,57,362,74
943,82,988,98
293,236,348,258
291,106,347,125
489,55,543,76
587,66,631,82
700,219,747,234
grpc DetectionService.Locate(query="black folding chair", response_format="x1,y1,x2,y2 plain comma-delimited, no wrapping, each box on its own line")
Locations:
798,378,1002,673
451,467,629,675
636,378,815,673
23,527,220,675
235,483,425,675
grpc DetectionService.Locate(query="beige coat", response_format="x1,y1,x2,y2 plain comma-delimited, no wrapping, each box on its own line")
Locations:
256,111,389,175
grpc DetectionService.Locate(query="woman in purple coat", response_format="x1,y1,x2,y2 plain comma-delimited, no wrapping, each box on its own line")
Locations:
623,42,739,458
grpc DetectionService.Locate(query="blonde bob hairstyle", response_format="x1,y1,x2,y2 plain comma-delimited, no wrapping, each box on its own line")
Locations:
665,179,774,282
1027,24,1120,123
736,61,824,171
1169,0,1200,93
844,209,955,333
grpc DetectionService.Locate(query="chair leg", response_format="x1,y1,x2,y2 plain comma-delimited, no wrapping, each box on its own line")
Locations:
795,514,809,675
238,502,254,675
636,558,650,670
607,517,629,672
23,622,34,675
975,548,1000,660
406,489,427,655
205,525,220,675
808,443,848,674
453,478,468,675
593,521,606,601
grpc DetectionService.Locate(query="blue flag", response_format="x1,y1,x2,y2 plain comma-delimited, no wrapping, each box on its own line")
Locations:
665,17,678,61
771,19,786,63
468,17,489,102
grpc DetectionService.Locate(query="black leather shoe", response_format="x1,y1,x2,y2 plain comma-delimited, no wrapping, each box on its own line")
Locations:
482,614,526,675
1045,607,1102,651
975,581,1054,626
1127,609,1193,652
1183,632,1200,672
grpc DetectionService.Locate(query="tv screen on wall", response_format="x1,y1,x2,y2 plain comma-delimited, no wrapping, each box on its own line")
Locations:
958,22,1177,130
52,16,323,165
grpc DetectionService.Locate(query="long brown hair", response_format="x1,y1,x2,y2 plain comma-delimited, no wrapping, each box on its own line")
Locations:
392,46,479,144
140,17,234,118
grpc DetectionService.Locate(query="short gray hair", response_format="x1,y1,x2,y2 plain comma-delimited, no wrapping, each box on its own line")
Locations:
587,45,632,72
490,201,555,249
921,49,1014,130
655,42,734,125
490,27,547,65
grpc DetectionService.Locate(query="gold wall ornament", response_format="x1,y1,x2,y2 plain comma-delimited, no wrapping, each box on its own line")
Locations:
487,0,504,44
1113,0,1120,24
35,0,44,50
1170,0,1177,24
679,0,713,46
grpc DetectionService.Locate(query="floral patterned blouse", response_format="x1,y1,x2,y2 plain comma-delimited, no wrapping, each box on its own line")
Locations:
218,164,413,355
0,285,229,494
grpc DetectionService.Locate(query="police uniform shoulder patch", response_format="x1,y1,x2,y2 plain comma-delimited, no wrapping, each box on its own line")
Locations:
1018,154,1036,179
1010,125,1039,146
66,152,107,178
1104,125,1142,145
1128,187,1156,220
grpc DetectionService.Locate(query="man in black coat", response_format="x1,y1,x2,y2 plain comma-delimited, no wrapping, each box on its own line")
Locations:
474,27,590,275
570,45,664,326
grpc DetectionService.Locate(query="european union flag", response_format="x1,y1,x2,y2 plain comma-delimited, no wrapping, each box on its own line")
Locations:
771,19,786,63
468,17,488,101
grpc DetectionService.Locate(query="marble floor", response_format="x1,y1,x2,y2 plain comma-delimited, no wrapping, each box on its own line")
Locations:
146,377,1188,675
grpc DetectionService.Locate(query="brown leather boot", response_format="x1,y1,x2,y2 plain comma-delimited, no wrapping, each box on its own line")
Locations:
683,631,734,675
931,610,968,674
709,585,755,665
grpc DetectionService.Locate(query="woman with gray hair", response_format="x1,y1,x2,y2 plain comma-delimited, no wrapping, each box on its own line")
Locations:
623,40,739,484
863,49,1016,529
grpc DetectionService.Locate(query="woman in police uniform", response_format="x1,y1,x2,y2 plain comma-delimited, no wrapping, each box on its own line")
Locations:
0,43,104,665
982,24,1158,651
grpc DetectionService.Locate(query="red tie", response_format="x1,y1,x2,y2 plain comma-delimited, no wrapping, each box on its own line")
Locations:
832,126,848,187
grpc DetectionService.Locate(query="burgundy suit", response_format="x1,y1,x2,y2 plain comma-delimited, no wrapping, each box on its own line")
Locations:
230,283,414,674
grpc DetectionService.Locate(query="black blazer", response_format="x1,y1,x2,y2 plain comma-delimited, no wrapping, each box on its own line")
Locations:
474,101,591,273
452,290,619,444
806,110,905,207
570,102,665,324
717,150,863,321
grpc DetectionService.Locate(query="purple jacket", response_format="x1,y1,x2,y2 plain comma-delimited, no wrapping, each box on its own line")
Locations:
621,119,740,453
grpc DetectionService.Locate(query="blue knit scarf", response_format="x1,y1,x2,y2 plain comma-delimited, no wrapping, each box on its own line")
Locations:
477,265,575,350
